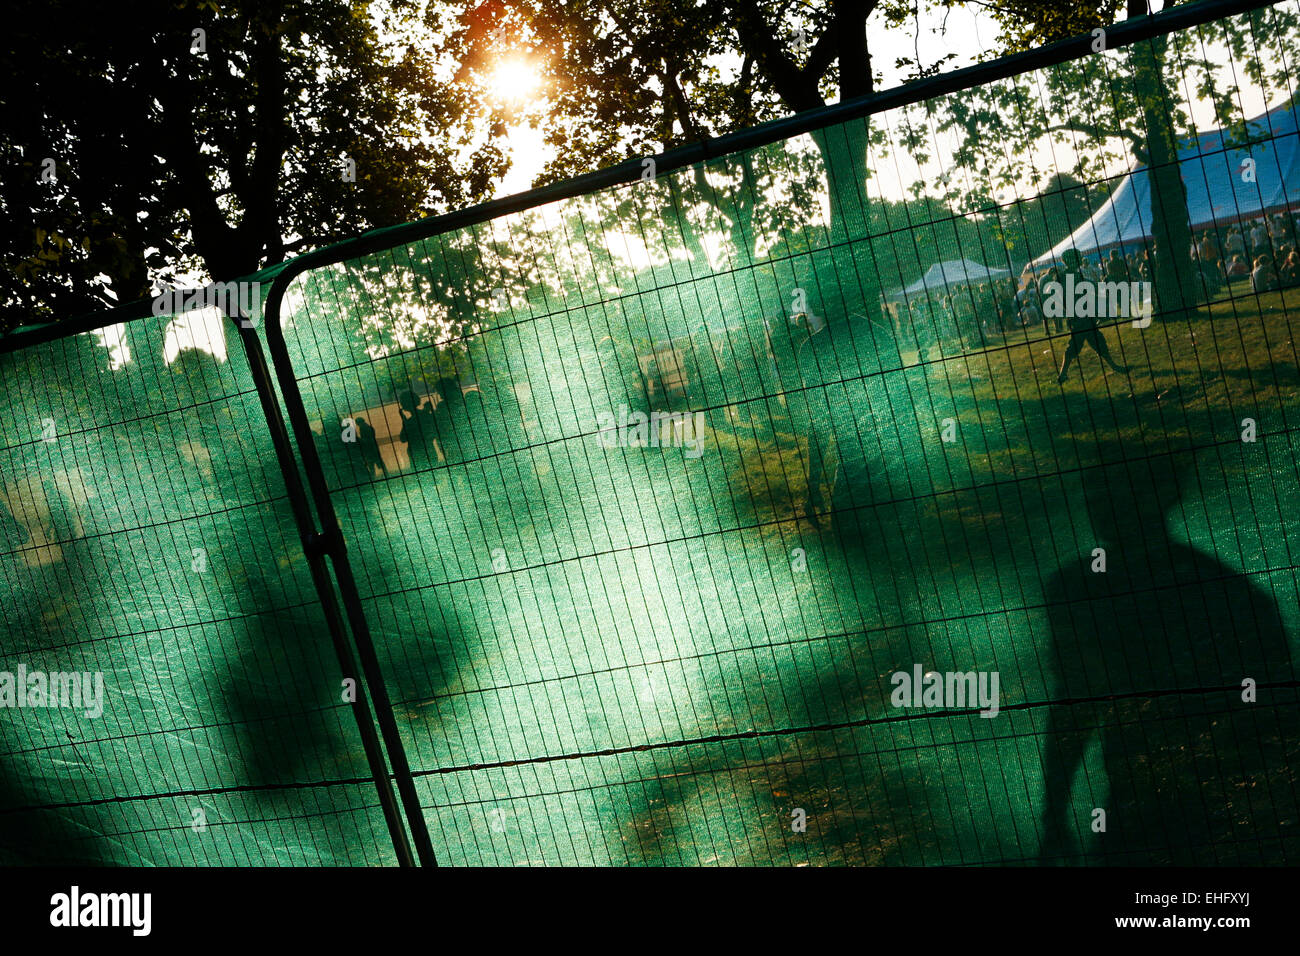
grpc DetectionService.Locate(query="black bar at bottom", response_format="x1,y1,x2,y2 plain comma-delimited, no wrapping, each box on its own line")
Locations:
1,866,1281,943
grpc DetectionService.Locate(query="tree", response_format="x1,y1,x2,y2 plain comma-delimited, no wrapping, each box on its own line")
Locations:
453,0,903,300
935,0,1300,319
0,0,508,331
726,0,878,250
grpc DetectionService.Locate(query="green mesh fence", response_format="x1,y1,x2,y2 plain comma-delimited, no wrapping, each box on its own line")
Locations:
0,310,398,865
4,1,1300,866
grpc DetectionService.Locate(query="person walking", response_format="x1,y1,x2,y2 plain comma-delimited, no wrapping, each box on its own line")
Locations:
1055,248,1131,384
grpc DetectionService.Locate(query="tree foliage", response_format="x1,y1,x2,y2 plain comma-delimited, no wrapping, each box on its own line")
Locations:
0,0,508,330
916,1,1300,315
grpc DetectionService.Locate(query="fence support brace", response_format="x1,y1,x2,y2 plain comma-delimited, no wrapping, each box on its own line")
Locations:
233,314,433,867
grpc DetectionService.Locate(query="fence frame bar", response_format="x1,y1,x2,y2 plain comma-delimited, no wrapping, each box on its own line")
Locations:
232,317,421,866
251,290,440,867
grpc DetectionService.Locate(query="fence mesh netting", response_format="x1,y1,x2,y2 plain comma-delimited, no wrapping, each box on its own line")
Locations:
4,3,1300,865
0,312,397,864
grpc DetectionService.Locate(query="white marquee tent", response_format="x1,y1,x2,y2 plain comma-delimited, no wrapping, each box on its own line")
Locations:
888,258,1011,300
1033,101,1300,266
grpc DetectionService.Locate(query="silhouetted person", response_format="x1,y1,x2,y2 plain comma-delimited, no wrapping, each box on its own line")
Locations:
1038,268,1065,334
432,376,472,463
792,310,835,526
355,415,386,478
787,305,922,644
1039,451,1298,864
398,390,435,466
1055,248,1131,383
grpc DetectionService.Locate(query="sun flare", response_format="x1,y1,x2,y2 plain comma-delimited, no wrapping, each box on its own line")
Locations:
487,57,542,106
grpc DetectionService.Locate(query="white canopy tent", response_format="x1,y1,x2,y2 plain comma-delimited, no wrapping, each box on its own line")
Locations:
888,258,1011,300
1033,101,1300,267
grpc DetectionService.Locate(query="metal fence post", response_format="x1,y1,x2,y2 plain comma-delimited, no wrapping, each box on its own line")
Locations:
248,298,439,868
231,313,422,867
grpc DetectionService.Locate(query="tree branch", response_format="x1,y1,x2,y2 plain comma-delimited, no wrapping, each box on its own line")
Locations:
239,6,287,267
662,63,704,140
1046,121,1143,147
727,0,825,112
152,32,241,280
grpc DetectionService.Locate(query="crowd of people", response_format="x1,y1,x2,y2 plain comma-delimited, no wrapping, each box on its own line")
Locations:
888,262,1125,359
888,208,1300,361
1202,212,1300,292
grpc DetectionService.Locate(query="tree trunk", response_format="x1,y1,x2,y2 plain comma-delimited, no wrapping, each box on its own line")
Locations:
727,152,758,267
809,119,877,318
1131,4,1197,319
810,121,871,246
667,174,712,271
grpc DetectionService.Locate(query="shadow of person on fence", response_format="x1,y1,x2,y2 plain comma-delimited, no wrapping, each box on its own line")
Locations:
1038,435,1299,865
0,473,117,864
355,416,387,479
